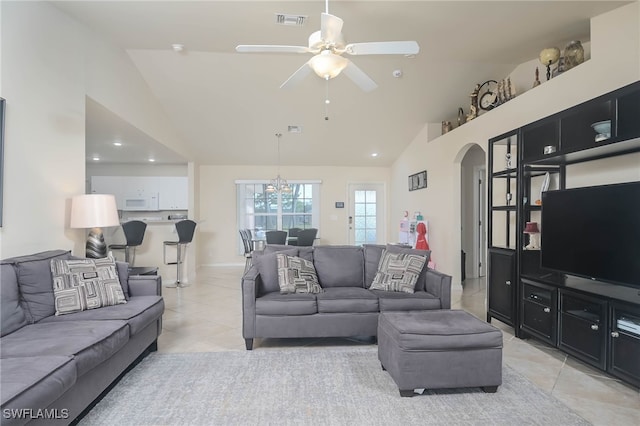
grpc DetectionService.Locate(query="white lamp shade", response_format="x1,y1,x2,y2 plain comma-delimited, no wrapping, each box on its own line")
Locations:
309,51,348,79
70,194,120,229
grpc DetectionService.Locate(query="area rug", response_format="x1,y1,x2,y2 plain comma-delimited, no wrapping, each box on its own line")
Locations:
79,347,589,425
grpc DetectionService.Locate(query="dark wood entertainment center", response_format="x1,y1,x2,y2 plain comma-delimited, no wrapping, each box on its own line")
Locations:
487,80,640,388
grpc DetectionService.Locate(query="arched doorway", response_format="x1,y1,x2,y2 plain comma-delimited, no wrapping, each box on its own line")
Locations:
459,144,486,281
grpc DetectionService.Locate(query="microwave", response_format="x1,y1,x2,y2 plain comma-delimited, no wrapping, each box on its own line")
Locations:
122,193,159,211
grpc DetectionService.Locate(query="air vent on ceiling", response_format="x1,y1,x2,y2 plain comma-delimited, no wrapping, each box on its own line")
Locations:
288,125,303,134
275,13,307,26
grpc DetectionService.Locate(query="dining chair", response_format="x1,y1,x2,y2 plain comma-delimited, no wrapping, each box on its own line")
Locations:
163,219,197,287
287,227,302,246
296,228,318,247
265,230,287,245
108,220,147,266
239,229,253,272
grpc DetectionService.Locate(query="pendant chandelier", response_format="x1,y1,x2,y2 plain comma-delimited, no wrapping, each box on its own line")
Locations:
266,133,291,193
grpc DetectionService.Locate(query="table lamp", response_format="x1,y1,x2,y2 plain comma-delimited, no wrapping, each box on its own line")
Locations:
539,47,560,81
70,194,120,258
524,221,540,250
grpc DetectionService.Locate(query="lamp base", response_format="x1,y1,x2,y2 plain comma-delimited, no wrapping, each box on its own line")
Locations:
86,227,107,258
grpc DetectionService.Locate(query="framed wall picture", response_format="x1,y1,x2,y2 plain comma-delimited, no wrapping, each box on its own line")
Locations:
408,170,427,191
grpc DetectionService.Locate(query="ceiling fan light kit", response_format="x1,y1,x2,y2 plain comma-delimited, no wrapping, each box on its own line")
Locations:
309,50,348,79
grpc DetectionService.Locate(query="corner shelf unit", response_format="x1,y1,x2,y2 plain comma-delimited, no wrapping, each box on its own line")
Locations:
486,80,640,388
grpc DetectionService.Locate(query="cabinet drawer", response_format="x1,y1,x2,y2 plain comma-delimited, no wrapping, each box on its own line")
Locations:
610,332,640,387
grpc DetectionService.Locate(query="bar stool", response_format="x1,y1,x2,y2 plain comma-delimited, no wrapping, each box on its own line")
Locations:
109,220,147,266
163,219,197,288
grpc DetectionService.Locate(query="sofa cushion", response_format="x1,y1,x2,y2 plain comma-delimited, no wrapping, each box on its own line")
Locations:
316,287,379,313
313,246,364,288
50,255,127,315
0,264,28,337
370,290,442,311
254,248,298,294
277,254,322,294
370,250,426,293
297,246,314,262
384,244,431,291
0,320,129,376
256,292,317,315
3,250,71,323
0,356,76,410
363,244,386,288
39,295,163,336
115,261,130,300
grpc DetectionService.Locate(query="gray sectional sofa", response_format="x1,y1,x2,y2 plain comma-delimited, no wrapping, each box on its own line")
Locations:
242,244,452,350
0,250,164,426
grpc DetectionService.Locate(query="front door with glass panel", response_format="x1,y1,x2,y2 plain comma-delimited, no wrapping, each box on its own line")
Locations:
348,184,385,246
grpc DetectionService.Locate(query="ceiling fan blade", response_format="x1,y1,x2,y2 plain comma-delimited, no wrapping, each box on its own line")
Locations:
344,41,420,55
280,62,312,90
236,45,311,54
342,60,378,92
321,13,344,44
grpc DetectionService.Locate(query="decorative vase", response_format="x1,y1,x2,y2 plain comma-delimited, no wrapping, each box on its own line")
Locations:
563,40,584,71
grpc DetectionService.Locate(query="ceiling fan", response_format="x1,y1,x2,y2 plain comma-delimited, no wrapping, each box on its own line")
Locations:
235,1,419,92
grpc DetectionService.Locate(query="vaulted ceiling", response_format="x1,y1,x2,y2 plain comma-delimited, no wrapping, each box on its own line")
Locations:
54,1,630,166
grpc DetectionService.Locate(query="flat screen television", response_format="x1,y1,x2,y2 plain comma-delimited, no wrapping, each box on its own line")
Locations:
540,181,640,288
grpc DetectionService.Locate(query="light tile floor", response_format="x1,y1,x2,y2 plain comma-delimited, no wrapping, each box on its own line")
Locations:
158,267,640,425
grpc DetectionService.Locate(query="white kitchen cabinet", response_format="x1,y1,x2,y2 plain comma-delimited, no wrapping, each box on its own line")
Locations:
91,176,188,211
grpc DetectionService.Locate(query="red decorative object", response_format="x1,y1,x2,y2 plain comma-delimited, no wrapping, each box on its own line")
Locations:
415,222,430,250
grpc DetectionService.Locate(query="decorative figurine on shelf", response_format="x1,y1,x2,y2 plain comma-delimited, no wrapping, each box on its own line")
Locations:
564,40,584,71
497,80,506,104
507,77,516,100
457,107,465,127
441,121,453,134
524,222,541,250
533,67,541,87
466,84,480,122
505,152,512,169
539,47,560,81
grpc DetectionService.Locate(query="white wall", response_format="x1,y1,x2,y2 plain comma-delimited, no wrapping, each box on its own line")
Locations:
390,2,640,285
0,1,86,258
198,164,390,265
0,2,187,260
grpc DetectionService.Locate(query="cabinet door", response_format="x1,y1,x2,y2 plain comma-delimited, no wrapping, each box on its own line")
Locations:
616,86,640,141
487,248,516,325
560,99,613,153
559,290,607,369
521,119,559,163
609,302,640,387
521,280,557,345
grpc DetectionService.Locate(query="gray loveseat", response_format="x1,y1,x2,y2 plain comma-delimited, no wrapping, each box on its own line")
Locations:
0,250,164,425
242,244,452,350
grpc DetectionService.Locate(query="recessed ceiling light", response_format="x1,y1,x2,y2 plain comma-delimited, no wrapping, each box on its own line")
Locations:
371,153,379,157
92,156,100,161
113,141,122,147
171,44,185,52
148,158,156,162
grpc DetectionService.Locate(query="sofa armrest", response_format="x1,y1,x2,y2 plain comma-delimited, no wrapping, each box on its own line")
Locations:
128,275,162,297
241,265,261,339
424,268,452,309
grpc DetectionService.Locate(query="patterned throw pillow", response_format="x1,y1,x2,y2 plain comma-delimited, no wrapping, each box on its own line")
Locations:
276,254,323,294
369,250,426,293
50,255,127,315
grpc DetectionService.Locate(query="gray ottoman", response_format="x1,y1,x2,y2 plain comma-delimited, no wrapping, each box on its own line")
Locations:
378,310,503,397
